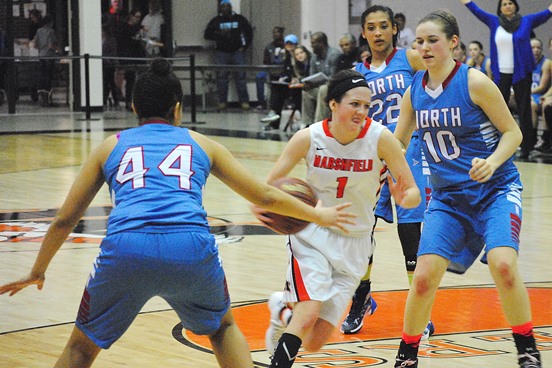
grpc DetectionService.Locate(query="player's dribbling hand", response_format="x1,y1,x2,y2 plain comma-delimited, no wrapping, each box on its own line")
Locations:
469,157,496,183
0,272,45,297
314,200,356,233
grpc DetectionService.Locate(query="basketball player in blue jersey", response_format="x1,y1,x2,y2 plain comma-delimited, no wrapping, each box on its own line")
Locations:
342,4,435,338
393,11,541,368
264,69,421,368
0,59,357,368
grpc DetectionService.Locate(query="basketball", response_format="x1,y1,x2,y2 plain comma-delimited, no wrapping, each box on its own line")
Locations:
252,177,318,234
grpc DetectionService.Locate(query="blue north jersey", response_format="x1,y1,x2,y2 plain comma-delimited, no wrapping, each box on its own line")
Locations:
357,48,429,223
532,56,549,104
355,48,414,128
410,62,518,190
103,123,211,234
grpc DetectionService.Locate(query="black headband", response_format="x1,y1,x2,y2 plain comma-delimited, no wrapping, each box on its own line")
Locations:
327,76,369,101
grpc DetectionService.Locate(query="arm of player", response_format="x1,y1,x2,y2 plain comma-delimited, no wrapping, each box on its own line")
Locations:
378,129,421,209
192,131,356,232
393,87,416,152
266,128,310,183
467,68,522,182
0,135,116,297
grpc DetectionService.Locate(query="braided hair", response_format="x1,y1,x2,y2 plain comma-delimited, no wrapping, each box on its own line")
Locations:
132,58,183,119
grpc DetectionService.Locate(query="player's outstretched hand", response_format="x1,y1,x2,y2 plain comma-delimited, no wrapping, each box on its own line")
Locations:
388,174,421,209
0,272,45,297
314,200,357,233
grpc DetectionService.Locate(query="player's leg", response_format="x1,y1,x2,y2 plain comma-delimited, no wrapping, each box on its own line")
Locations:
394,254,448,367
209,309,254,368
486,247,541,367
340,256,377,334
397,221,434,340
397,222,420,285
54,327,101,368
341,190,392,336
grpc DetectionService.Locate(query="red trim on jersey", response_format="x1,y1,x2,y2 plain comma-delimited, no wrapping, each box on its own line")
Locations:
291,255,310,301
322,119,333,137
357,117,372,138
422,60,462,89
322,117,373,139
363,48,398,69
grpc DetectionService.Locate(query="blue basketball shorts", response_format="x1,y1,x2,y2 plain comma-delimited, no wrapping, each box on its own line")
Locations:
75,229,229,349
419,170,523,274
375,134,431,224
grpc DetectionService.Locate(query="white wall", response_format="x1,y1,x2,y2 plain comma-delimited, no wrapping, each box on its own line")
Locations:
301,0,349,49
79,0,102,108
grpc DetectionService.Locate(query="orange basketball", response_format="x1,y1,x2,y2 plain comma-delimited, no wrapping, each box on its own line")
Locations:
252,177,318,234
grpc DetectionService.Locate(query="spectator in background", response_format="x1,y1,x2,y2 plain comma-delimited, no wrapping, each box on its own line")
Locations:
102,0,127,36
300,31,341,127
256,26,286,111
453,41,467,63
536,38,552,153
336,34,362,72
260,36,309,131
204,0,253,111
314,33,363,123
530,38,551,151
32,14,59,107
359,45,371,62
28,9,43,41
395,13,415,49
102,25,120,107
467,40,493,79
25,9,43,103
115,8,145,111
459,0,552,160
141,0,165,56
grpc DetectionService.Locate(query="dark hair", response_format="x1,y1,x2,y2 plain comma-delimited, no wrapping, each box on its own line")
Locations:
531,38,543,48
132,58,183,119
418,10,460,40
29,9,42,19
325,69,368,104
496,0,519,16
360,5,399,48
395,13,406,21
42,14,53,26
311,32,328,47
469,40,484,50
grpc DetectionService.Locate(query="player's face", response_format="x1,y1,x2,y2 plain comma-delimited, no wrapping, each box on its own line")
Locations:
468,43,481,59
416,21,457,68
330,87,371,130
362,11,397,54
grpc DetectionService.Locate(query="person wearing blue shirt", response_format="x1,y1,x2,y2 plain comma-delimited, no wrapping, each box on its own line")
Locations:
0,58,355,368
459,0,552,160
393,10,542,368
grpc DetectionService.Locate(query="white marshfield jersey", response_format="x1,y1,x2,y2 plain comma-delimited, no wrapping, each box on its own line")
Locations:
306,118,388,236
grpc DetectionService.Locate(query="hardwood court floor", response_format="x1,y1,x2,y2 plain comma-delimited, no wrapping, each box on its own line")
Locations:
0,108,551,367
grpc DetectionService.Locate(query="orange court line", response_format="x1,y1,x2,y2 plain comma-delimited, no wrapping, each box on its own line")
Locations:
185,287,552,351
